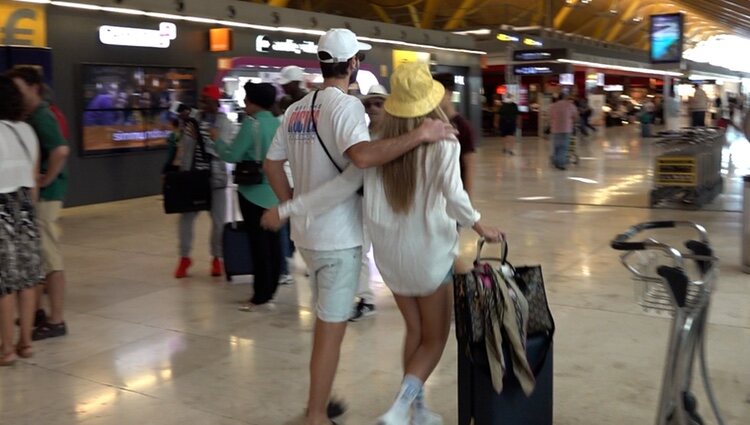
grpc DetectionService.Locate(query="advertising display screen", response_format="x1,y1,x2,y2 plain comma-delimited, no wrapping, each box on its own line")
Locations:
81,64,196,154
650,14,684,64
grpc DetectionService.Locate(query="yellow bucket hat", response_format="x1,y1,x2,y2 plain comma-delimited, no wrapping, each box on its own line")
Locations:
384,62,445,118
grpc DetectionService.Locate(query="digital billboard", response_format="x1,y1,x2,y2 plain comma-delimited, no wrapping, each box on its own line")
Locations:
650,14,684,64
81,64,196,155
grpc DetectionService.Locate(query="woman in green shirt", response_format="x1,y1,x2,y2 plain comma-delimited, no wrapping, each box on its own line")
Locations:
216,82,281,311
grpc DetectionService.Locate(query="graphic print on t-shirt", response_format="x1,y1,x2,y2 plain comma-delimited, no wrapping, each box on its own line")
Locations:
286,103,321,143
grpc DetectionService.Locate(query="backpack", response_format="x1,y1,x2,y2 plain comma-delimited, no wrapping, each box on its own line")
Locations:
49,103,70,141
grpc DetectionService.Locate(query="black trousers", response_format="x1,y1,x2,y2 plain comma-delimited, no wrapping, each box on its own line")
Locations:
238,196,281,305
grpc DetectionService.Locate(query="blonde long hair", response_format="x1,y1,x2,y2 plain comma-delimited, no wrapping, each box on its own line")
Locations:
379,107,450,214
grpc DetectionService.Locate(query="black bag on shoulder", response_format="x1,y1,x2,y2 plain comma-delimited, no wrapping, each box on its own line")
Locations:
163,118,212,214
232,119,264,186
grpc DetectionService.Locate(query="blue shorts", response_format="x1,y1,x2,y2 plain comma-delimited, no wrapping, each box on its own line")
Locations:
300,247,362,323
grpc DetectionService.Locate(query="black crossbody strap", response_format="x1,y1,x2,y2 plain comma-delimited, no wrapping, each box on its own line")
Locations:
310,90,343,173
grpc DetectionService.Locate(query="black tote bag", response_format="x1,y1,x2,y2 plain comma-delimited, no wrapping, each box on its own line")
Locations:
163,118,213,214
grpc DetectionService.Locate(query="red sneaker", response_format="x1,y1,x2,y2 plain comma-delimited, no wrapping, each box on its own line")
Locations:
211,257,223,277
174,257,192,278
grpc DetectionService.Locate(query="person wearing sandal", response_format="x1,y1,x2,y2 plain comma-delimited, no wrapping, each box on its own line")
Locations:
0,75,44,366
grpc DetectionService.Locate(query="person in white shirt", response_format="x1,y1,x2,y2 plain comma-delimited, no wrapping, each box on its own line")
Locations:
264,62,502,425
348,84,389,322
689,84,709,127
262,29,458,425
0,75,43,365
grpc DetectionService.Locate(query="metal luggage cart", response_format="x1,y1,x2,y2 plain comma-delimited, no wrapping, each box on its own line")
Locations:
650,128,725,208
611,221,725,425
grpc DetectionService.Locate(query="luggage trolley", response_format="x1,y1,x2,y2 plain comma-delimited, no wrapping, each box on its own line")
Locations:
611,221,725,425
650,128,725,208
568,131,580,165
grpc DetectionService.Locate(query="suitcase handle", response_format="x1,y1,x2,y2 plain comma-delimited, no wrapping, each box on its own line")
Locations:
475,236,508,265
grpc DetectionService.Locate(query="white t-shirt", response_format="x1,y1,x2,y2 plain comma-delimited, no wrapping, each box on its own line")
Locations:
267,87,370,251
0,121,39,194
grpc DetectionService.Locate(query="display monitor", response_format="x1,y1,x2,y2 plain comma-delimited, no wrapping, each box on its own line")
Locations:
650,13,684,64
81,64,196,155
559,73,574,86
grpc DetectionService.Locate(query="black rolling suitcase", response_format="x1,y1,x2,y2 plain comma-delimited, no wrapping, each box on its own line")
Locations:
223,190,253,282
458,334,554,425
455,238,554,425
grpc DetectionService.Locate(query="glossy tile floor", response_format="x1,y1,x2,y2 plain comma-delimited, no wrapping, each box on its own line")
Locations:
2,125,749,425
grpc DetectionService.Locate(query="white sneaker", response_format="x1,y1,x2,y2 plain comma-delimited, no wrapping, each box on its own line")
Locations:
411,409,443,425
377,408,411,425
238,302,276,313
278,274,295,285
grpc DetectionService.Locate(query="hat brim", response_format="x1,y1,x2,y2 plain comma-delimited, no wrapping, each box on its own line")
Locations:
384,81,445,118
357,41,372,51
361,92,388,101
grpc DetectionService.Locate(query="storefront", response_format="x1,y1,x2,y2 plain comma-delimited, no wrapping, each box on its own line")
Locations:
22,2,482,206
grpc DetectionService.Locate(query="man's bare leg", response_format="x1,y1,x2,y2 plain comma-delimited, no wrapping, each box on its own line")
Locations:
306,319,347,425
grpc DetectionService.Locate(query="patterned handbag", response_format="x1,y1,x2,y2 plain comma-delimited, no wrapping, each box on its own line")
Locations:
511,264,555,337
491,238,554,337
453,269,487,344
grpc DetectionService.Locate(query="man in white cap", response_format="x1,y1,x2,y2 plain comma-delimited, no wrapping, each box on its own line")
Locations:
278,65,307,113
347,84,389,322
263,28,456,425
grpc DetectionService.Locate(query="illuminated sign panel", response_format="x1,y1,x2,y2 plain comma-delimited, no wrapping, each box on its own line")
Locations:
0,2,46,47
209,28,232,52
255,35,317,55
99,22,177,48
513,49,569,62
513,62,571,76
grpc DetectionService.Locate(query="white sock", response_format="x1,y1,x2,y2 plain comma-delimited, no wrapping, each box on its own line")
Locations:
414,388,425,412
384,375,423,418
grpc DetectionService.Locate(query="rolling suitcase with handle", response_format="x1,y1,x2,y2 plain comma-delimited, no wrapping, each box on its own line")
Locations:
223,189,253,282
456,238,554,425
458,333,554,425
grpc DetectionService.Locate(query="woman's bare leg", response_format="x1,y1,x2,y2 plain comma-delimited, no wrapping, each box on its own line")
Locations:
404,284,453,381
393,294,421,371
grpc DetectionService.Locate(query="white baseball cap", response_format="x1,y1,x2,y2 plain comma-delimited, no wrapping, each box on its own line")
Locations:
317,28,372,63
278,66,304,85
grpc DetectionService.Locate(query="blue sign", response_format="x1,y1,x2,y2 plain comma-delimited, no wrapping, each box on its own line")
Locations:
650,13,683,64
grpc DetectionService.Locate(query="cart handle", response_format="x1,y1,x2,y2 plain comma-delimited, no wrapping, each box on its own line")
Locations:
611,221,709,251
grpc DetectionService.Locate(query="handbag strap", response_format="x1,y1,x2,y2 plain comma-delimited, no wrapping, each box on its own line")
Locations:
1,122,32,162
187,117,209,171
310,90,343,173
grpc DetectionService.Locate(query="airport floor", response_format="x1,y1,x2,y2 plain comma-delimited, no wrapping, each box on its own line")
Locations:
1,125,748,425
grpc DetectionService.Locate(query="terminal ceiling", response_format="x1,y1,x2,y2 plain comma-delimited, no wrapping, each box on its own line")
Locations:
255,0,750,50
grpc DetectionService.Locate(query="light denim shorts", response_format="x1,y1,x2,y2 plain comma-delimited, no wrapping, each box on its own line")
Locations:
300,247,362,323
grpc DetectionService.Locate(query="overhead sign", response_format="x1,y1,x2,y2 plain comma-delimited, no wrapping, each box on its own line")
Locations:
99,22,177,48
513,62,571,76
650,13,684,63
255,35,317,55
0,1,46,47
513,48,568,62
392,49,430,69
209,28,232,52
